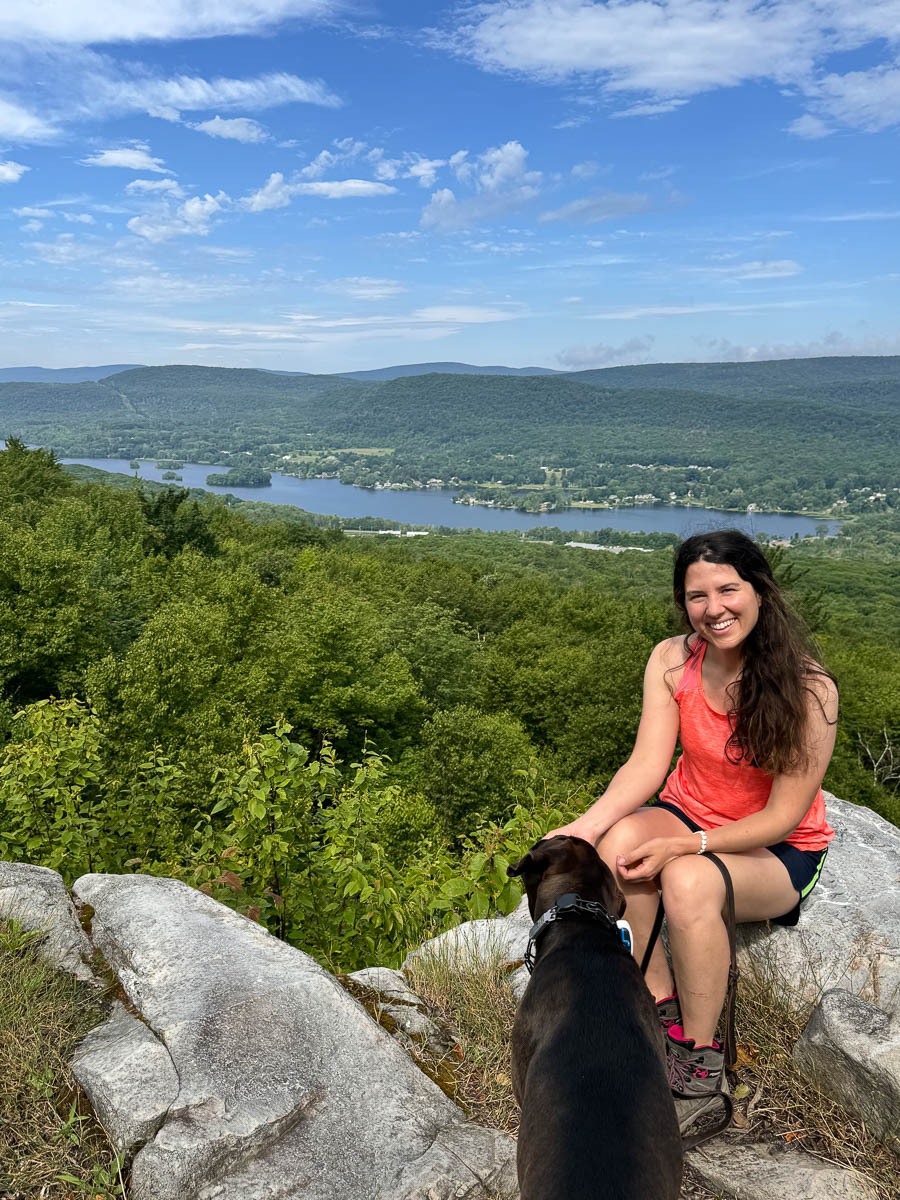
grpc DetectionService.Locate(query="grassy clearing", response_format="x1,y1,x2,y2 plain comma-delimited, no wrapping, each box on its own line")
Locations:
0,921,125,1200
404,934,898,1200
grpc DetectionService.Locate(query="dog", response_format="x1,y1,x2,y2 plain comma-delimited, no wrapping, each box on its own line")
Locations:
507,835,682,1200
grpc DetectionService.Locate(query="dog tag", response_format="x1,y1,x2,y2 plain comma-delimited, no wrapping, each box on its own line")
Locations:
616,918,634,956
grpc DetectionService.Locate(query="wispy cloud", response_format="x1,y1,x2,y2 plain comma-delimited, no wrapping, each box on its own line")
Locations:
241,173,397,211
192,116,269,142
0,0,342,44
128,192,228,241
0,97,57,143
557,335,656,368
808,210,900,222
590,299,813,320
320,277,406,300
81,146,171,173
539,191,652,224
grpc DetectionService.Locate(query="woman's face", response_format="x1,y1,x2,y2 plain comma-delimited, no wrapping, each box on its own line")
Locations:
683,559,761,651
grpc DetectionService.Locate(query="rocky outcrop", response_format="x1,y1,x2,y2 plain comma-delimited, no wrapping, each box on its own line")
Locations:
687,1141,876,1200
71,872,516,1200
0,860,94,982
737,794,900,1016
793,988,900,1147
71,1002,179,1155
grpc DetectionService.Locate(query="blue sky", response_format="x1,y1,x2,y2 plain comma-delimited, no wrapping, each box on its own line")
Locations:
0,1,898,372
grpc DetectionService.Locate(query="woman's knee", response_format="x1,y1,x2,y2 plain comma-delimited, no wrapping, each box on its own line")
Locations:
596,814,647,867
660,856,724,926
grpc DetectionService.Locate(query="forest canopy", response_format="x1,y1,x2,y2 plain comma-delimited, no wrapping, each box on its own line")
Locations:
0,441,897,969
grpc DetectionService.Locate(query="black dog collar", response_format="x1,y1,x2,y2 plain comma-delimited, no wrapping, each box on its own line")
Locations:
523,892,634,974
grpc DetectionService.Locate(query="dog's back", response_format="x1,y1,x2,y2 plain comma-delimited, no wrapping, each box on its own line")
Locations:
514,937,681,1200
508,836,682,1200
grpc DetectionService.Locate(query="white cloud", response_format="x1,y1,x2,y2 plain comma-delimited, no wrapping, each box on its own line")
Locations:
14,206,51,218
442,1,900,132
241,172,396,211
241,172,294,211
809,209,900,222
64,212,95,224
125,178,184,196
0,160,30,183
81,146,171,173
702,329,900,361
571,160,600,179
301,142,445,188
192,116,269,142
20,219,42,232
0,1,341,44
112,271,244,302
28,233,99,264
0,98,57,142
300,138,366,178
787,114,832,139
413,305,518,323
557,335,656,369
539,191,652,223
322,277,406,300
612,99,689,119
128,191,228,241
686,258,803,280
811,64,900,133
590,299,811,320
81,69,341,122
422,140,541,231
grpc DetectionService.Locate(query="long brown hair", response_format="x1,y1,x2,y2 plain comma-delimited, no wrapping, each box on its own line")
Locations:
673,530,835,775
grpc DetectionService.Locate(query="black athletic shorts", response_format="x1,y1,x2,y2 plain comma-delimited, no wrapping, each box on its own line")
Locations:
651,798,828,927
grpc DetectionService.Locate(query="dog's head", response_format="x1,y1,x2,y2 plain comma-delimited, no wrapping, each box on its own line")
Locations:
507,835,625,922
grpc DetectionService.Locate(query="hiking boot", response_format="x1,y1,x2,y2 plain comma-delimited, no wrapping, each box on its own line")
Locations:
665,1024,725,1099
655,993,681,1034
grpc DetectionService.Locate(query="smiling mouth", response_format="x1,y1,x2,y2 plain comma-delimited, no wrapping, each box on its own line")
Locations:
709,618,736,632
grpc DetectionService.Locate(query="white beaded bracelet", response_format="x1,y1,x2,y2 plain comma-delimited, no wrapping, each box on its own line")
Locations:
696,830,708,854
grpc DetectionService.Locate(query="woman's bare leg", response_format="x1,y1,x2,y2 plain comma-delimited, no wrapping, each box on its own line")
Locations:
661,848,799,1045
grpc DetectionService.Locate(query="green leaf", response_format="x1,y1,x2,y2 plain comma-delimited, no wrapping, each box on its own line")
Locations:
440,877,472,898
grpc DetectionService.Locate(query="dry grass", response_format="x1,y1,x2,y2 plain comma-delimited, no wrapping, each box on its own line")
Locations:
0,921,125,1200
405,933,520,1136
728,954,900,1200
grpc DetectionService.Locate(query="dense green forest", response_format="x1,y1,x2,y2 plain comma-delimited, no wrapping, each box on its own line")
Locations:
1,357,898,515
0,441,896,971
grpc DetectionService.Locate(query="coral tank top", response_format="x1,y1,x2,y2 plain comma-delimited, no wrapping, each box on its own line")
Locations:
659,639,834,851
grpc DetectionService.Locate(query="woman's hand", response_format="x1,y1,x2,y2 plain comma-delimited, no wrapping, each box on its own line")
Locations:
616,836,694,882
543,818,604,847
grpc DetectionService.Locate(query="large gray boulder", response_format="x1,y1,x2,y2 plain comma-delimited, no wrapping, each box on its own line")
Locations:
0,861,94,982
737,794,900,1016
71,1002,179,1155
688,1140,876,1199
793,989,900,1147
72,873,517,1200
403,897,532,971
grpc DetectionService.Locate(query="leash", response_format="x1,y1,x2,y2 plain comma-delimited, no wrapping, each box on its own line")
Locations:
640,851,739,1150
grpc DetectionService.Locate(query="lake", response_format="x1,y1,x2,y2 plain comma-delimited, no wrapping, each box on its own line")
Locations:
61,457,841,539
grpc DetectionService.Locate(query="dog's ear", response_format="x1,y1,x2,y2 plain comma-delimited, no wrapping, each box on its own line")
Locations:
507,837,559,882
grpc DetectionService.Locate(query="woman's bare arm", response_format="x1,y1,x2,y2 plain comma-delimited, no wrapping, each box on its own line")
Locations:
546,639,682,844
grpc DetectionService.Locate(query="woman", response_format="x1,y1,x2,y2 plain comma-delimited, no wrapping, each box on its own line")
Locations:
548,529,837,1100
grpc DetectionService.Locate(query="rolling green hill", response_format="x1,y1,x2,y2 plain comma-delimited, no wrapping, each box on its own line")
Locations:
1,357,898,513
